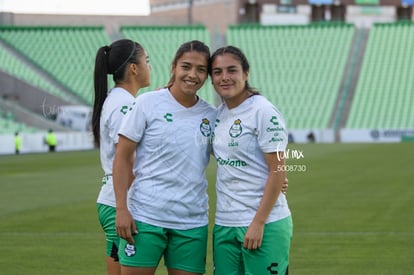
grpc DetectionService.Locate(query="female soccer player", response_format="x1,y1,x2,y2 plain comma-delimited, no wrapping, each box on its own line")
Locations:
209,45,293,275
92,38,151,275
113,40,216,275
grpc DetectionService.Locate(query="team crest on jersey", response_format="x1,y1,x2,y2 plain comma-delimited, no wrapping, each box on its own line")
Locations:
200,118,212,137
124,244,136,257
229,119,242,138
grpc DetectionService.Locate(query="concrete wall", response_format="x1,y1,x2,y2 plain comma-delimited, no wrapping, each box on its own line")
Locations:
0,131,94,155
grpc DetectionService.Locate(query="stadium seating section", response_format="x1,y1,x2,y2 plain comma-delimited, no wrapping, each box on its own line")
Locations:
1,22,413,133
346,22,414,129
227,23,355,129
0,26,110,105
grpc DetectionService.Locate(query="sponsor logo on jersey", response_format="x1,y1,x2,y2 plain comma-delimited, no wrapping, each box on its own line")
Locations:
216,156,247,167
229,119,242,138
228,139,239,147
200,118,212,137
266,126,284,133
268,116,285,143
269,137,285,143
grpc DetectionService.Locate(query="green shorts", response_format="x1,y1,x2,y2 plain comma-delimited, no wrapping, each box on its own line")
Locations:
97,203,120,260
118,221,208,273
213,216,293,275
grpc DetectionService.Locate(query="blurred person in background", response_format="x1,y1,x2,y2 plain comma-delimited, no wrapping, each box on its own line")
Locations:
14,131,22,155
45,129,57,152
209,45,293,275
92,38,151,275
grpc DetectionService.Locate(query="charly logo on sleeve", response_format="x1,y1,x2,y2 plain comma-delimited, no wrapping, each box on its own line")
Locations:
120,105,128,115
229,119,242,138
200,118,212,137
270,116,279,125
120,101,136,115
268,116,285,143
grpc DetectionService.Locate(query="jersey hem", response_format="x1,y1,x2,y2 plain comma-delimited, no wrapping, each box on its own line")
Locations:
214,213,291,227
135,217,208,230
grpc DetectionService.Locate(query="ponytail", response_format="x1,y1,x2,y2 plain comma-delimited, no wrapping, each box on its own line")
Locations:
91,40,145,146
92,45,110,146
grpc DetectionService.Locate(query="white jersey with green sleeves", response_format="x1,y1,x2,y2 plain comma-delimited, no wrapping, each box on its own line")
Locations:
213,95,291,227
97,87,135,207
118,88,217,230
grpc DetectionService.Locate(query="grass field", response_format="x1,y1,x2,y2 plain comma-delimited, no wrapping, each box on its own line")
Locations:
1,143,413,274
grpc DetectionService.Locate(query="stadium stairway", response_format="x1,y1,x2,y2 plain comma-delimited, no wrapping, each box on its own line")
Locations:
329,27,370,133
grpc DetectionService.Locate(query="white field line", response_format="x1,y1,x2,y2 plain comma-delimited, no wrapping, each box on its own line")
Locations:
295,231,414,236
1,231,414,237
0,232,102,237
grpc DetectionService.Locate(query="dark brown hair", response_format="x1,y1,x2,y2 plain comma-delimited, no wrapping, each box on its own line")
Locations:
166,40,210,88
92,39,145,146
209,45,259,95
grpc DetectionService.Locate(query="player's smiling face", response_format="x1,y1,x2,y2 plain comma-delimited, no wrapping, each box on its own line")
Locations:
211,53,249,101
171,51,208,97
